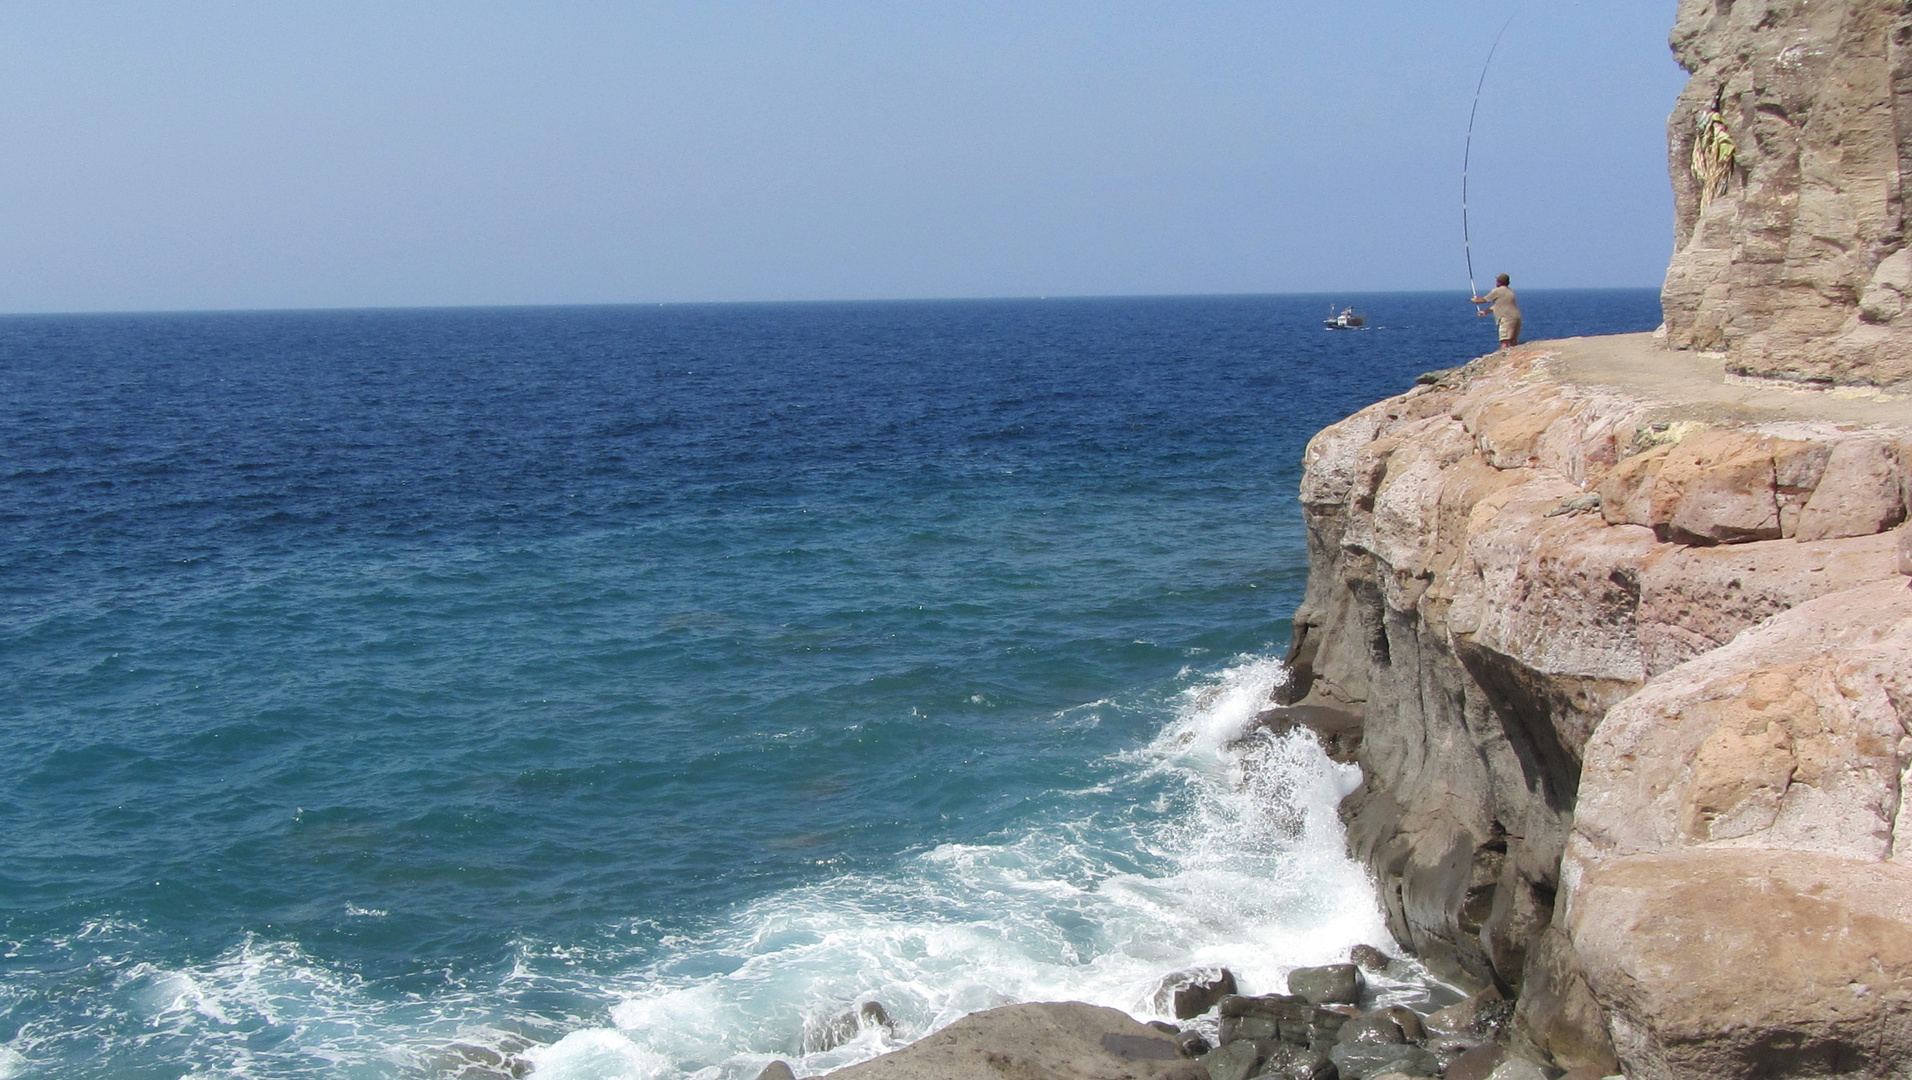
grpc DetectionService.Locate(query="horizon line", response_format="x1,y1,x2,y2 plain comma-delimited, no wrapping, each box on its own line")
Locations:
0,284,1665,321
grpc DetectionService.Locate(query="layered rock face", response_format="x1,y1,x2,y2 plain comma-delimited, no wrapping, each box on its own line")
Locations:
1660,0,1912,389
1278,337,1912,1077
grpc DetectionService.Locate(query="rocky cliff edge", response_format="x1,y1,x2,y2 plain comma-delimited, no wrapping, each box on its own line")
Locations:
1278,331,1912,1078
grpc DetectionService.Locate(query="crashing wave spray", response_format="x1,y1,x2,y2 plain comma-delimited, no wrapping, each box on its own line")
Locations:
522,656,1408,1080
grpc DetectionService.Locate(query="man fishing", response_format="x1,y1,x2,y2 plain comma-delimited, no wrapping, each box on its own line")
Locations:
1471,273,1521,349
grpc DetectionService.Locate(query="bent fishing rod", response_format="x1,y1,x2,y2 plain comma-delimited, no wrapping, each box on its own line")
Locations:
1464,13,1518,306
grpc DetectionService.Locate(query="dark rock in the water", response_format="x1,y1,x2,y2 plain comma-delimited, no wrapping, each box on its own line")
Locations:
1286,964,1363,1005
1374,1006,1423,1043
1219,1015,1279,1044
1441,1043,1507,1080
1255,705,1363,764
1329,1041,1440,1079
1217,993,1309,1020
815,1001,1201,1080
755,1063,798,1080
1199,1039,1262,1080
1349,944,1392,971
1255,1043,1336,1080
805,1000,896,1053
1306,1007,1350,1050
1481,1058,1549,1080
1146,1020,1180,1035
1175,1029,1212,1058
1158,967,1238,1019
1422,988,1508,1042
1336,1013,1407,1046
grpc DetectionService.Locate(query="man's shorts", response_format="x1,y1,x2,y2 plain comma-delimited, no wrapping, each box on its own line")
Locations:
1497,315,1522,344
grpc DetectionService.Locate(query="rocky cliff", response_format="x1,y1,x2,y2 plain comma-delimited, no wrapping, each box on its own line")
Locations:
1276,332,1912,1077
1661,0,1912,390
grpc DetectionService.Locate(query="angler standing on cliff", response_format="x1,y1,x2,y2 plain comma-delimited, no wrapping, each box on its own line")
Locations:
1471,273,1521,349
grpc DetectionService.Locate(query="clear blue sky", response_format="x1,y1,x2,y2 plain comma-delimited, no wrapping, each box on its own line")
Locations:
0,1,1685,313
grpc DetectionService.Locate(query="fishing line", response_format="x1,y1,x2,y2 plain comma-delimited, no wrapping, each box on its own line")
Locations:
1463,12,1518,301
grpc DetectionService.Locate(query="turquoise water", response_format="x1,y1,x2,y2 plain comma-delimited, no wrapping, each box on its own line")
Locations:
0,292,1661,1079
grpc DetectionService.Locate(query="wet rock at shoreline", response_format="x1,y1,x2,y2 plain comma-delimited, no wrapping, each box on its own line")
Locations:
1154,966,1238,1019
1199,1039,1262,1080
1336,1013,1409,1046
1174,1029,1212,1058
1349,944,1393,971
1422,988,1510,1045
1329,1041,1439,1079
804,1000,895,1053
1254,1043,1336,1080
816,1001,1201,1080
1286,963,1363,1005
754,1063,797,1080
1440,1043,1507,1080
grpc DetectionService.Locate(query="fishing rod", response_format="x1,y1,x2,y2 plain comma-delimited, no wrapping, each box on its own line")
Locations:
1463,12,1518,304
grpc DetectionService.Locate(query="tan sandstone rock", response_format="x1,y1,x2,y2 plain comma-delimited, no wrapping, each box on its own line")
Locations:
1647,428,1782,545
1283,334,1912,1077
1569,850,1912,1080
1634,530,1901,676
1565,577,1912,1077
1662,0,1912,389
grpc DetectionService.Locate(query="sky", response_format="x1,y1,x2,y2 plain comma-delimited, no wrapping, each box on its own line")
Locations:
0,1,1687,313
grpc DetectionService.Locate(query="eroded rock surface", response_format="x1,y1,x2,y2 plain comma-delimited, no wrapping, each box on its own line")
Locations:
1661,0,1912,389
1565,578,1912,1076
1281,338,1912,1077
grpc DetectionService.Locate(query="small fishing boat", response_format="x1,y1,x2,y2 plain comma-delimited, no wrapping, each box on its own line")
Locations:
1323,306,1367,330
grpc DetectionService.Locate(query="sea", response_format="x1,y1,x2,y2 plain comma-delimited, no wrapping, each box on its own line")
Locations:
0,290,1661,1080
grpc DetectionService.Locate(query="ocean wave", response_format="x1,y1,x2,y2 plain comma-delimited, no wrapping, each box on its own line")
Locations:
0,656,1409,1080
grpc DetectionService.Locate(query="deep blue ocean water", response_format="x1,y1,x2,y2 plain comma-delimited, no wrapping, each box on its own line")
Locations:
1,291,1660,1079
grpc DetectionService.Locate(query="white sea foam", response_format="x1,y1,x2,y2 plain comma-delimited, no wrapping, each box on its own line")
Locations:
550,654,1402,1079
5,656,1410,1080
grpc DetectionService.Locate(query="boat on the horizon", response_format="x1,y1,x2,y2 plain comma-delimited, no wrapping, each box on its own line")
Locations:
1323,306,1367,330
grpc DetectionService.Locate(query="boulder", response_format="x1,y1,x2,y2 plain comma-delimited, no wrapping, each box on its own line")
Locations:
1335,1013,1407,1046
816,1002,1201,1080
1482,1060,1549,1080
1328,1041,1440,1080
1155,967,1237,1020
1374,1006,1423,1043
1422,988,1510,1044
805,1000,895,1053
1441,1043,1506,1080
1348,944,1392,971
1793,437,1907,540
1217,994,1309,1020
1254,1043,1336,1080
1567,579,1912,1077
755,1063,798,1080
1174,1029,1211,1059
1199,1040,1261,1080
1647,428,1783,545
1286,964,1363,1006
1218,1015,1279,1045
